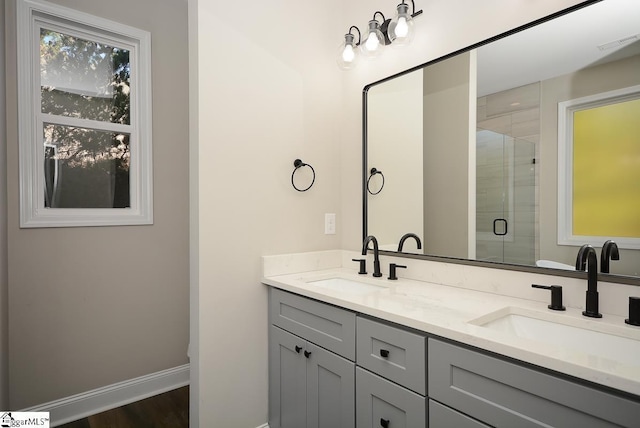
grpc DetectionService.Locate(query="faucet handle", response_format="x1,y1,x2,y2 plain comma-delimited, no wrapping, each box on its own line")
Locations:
352,258,367,275
625,297,640,326
388,263,406,281
532,284,566,311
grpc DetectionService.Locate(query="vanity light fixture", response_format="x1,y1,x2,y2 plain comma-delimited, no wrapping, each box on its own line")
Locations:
337,26,361,70
338,1,423,70
388,0,422,46
361,12,388,58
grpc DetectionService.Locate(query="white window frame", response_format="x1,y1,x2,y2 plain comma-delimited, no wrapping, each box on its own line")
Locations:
557,85,640,249
17,0,152,227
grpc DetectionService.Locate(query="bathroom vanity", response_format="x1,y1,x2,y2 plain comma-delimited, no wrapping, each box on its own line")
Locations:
263,251,640,428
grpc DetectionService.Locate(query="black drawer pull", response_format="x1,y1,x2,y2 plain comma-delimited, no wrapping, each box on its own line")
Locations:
380,349,390,358
380,418,390,428
295,345,302,353
304,350,312,358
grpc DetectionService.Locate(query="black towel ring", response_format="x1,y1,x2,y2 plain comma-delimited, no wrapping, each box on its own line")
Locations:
291,159,315,192
367,168,385,195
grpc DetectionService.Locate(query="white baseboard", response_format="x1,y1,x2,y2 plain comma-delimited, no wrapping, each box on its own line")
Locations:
22,364,190,427
255,424,269,428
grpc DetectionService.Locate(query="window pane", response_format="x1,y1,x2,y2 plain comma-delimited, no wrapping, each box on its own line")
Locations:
43,123,131,208
40,29,131,125
572,98,640,237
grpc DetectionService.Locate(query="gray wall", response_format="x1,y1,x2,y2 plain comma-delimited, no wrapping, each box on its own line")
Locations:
5,0,189,408
1,0,9,411
423,52,473,259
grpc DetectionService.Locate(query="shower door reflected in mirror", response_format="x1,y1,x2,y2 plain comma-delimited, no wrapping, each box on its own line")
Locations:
476,130,536,265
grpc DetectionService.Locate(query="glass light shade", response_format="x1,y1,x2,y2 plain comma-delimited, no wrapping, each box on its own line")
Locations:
337,33,359,70
361,20,385,58
388,3,415,46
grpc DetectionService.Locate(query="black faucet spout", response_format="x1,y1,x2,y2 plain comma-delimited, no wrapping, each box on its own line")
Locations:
576,244,601,318
397,233,422,252
600,240,620,274
362,235,382,277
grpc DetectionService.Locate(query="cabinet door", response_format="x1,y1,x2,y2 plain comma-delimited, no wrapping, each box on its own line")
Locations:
306,342,355,428
269,326,307,428
356,368,426,428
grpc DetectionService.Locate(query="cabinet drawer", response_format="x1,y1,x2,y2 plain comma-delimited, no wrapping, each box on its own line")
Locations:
356,367,426,428
429,338,640,428
356,316,426,395
429,400,489,428
269,288,356,360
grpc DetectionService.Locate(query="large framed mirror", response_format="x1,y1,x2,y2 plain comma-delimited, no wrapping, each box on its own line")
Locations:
364,0,640,285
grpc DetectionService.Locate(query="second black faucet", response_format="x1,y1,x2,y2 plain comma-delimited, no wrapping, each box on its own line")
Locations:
576,244,602,318
362,235,382,277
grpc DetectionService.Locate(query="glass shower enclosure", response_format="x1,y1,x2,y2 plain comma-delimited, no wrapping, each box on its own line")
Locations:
476,130,537,265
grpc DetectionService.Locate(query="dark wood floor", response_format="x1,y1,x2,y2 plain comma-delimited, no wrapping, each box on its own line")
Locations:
58,386,188,428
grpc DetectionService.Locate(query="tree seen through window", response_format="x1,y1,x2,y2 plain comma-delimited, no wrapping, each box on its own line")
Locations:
40,29,131,208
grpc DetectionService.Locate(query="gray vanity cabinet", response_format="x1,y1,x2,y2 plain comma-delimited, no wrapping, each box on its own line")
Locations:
428,338,640,428
269,288,356,428
268,287,640,428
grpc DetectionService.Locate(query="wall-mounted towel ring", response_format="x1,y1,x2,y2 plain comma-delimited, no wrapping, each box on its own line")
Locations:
291,159,316,192
367,168,385,195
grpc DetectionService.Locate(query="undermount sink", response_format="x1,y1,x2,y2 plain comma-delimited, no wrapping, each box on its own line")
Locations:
470,307,640,366
305,277,386,296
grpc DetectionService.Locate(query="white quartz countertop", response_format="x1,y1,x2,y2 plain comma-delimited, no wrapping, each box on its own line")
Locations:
263,266,640,398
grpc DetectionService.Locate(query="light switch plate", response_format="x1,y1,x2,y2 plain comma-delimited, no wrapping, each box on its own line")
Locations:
324,213,336,235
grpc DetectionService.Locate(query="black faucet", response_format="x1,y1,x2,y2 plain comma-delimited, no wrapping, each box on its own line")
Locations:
397,233,422,252
531,284,565,311
575,244,602,318
388,263,406,280
600,240,620,274
362,235,382,277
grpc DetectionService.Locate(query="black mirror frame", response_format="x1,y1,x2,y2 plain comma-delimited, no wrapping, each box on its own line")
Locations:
362,0,640,287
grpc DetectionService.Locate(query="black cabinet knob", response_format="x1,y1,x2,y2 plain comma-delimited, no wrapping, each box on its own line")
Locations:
295,345,302,354
304,350,312,358
380,418,390,428
380,349,390,358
